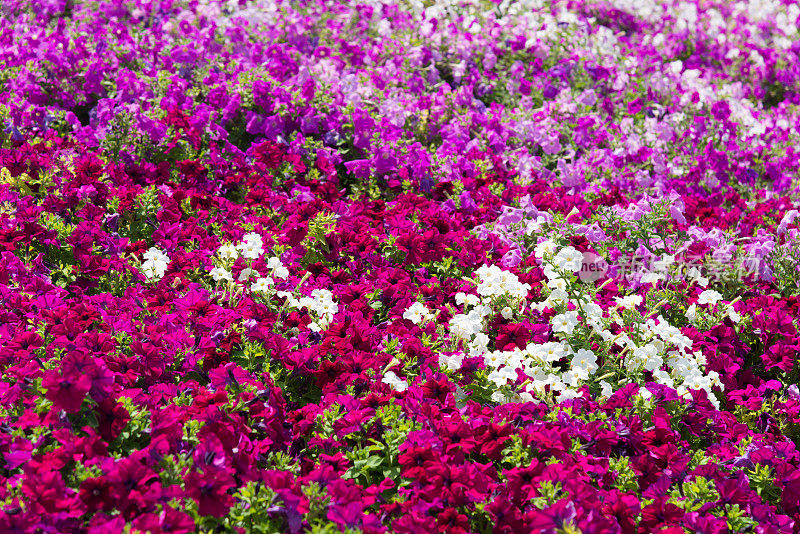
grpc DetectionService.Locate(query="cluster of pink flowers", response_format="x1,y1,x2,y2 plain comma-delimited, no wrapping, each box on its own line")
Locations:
1,0,800,532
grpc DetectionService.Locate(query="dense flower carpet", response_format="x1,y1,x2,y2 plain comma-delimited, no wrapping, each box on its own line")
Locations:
2,0,800,532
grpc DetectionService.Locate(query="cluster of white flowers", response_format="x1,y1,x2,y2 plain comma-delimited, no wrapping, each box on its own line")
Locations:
387,228,727,406
669,350,721,399
614,294,643,309
447,265,530,345
238,267,257,281
490,247,724,405
237,232,264,260
611,309,722,407
550,246,584,273
209,242,240,285
686,289,741,326
534,239,558,260
439,351,465,371
551,311,579,335
488,343,594,403
535,242,592,293
530,304,720,406
210,266,233,283
209,233,290,292
402,302,435,325
697,289,723,306
455,292,480,307
456,339,605,404
286,288,339,331
475,264,531,300
251,276,274,293
203,234,341,333
141,247,170,280
217,243,238,261
266,256,290,279
448,309,486,341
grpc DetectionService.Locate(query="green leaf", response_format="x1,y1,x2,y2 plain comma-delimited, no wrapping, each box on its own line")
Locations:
363,455,383,469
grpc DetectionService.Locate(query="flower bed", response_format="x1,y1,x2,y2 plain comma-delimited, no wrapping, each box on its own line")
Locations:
1,0,800,532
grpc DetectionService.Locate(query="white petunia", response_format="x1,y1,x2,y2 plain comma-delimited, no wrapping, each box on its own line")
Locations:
546,276,568,291
558,388,581,402
553,246,583,272
238,267,257,281
562,369,583,388
725,304,741,323
614,294,643,309
581,302,604,324
687,266,709,287
487,365,517,387
250,277,274,293
143,247,168,262
439,352,464,371
142,259,168,280
653,369,674,387
209,267,233,282
403,302,432,325
534,342,569,363
449,314,482,340
552,311,579,335
267,257,289,279
311,288,334,301
455,292,480,307
685,303,698,323
571,349,598,376
525,215,549,235
142,247,170,280
239,240,264,260
383,371,408,392
545,288,569,308
640,271,664,285
697,289,723,306
217,244,239,261
241,232,263,247
317,299,339,317
491,391,510,403
484,351,505,368
534,239,557,259
468,332,490,356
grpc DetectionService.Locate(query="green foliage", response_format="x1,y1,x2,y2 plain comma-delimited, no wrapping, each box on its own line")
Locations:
767,235,800,296
224,481,284,533
110,184,162,243
0,166,56,199
724,504,761,533
342,403,417,486
746,463,782,507
670,476,719,511
231,338,269,374
500,433,535,469
63,461,103,488
462,368,507,405
110,397,151,456
591,199,678,259
159,454,194,487
100,109,155,162
301,211,337,267
609,457,639,493
95,266,134,297
529,480,564,509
